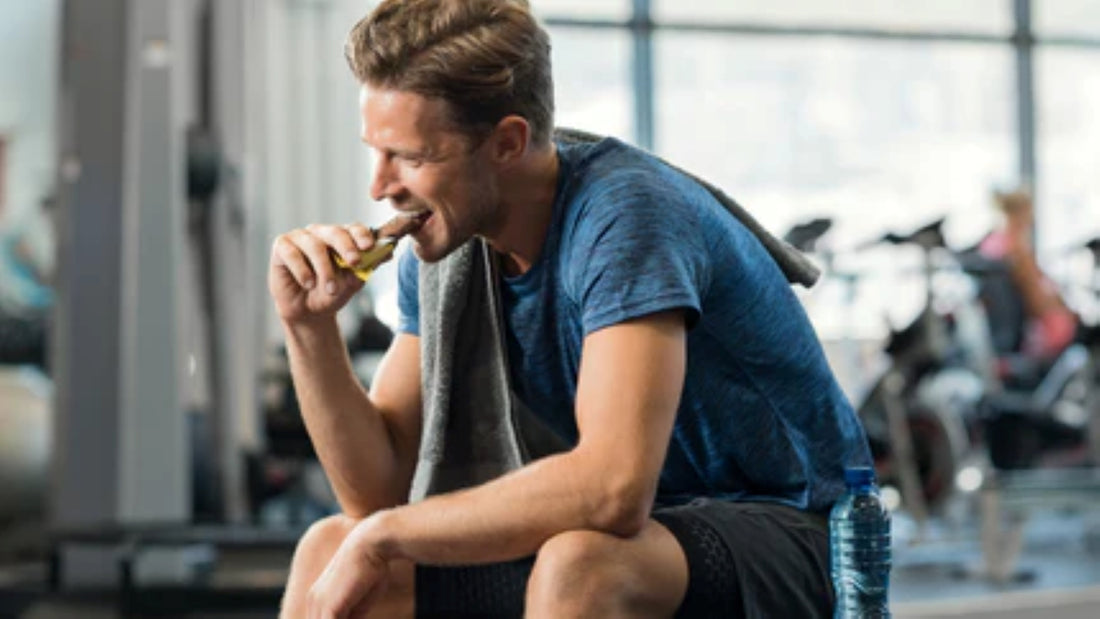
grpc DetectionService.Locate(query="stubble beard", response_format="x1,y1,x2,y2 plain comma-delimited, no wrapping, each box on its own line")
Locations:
412,200,498,264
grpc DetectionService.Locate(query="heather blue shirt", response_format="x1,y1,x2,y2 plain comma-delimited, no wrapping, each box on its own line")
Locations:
398,137,870,513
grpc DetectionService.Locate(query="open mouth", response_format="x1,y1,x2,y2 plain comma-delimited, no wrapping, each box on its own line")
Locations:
407,209,432,232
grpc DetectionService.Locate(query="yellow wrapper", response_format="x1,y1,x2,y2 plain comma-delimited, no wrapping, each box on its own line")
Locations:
332,239,397,282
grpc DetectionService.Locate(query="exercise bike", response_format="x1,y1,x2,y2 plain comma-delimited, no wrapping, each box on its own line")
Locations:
786,217,988,527
852,218,992,529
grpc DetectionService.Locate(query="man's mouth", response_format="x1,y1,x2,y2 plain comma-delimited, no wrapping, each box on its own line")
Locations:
405,209,432,232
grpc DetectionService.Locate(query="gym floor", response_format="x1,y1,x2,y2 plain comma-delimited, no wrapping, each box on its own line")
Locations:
890,505,1100,618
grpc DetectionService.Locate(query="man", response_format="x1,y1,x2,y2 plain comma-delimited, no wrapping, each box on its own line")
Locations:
269,1,871,617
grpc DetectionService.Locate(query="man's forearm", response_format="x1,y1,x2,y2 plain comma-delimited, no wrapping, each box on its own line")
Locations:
283,318,408,516
362,447,653,566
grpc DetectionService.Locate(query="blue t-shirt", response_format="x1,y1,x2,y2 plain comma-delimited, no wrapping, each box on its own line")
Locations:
398,137,870,512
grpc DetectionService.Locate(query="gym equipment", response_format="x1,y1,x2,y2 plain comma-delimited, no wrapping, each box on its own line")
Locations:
853,219,990,527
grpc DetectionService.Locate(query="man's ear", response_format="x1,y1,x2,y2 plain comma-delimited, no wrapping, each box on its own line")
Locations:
489,115,530,165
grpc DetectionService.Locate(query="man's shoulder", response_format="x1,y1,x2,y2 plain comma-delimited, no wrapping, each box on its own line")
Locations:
558,135,663,182
559,146,693,233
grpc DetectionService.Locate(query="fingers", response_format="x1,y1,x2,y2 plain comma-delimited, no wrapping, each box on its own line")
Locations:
306,568,379,619
308,223,365,267
272,224,379,295
275,228,340,292
343,222,378,252
303,534,394,619
272,232,319,291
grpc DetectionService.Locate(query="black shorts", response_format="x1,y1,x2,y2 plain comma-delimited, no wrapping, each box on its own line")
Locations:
416,500,833,618
652,498,834,619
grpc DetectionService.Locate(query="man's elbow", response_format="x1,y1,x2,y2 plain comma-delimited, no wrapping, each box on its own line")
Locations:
589,478,654,538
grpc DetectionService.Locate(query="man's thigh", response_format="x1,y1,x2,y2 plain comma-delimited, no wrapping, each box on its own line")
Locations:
652,498,834,619
525,519,691,617
414,519,688,618
414,499,832,619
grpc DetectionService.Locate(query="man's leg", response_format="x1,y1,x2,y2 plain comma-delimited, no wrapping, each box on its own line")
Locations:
528,500,833,619
281,514,415,619
525,519,689,619
283,502,829,618
652,500,835,619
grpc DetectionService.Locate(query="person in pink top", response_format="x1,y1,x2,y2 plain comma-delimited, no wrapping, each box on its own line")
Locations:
979,187,1077,361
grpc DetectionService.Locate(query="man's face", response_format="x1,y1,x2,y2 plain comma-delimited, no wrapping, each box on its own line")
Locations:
360,85,499,263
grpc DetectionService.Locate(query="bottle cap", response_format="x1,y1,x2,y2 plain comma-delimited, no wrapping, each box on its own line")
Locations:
844,466,875,486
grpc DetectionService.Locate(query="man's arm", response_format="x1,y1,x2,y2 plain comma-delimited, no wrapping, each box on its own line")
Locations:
270,220,424,519
285,323,423,519
356,309,686,564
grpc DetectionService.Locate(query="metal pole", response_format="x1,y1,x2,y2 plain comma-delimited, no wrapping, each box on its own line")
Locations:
631,0,654,150
1014,0,1037,192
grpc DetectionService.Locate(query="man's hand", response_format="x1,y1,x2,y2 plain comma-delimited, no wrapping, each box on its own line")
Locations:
269,223,385,324
306,517,393,619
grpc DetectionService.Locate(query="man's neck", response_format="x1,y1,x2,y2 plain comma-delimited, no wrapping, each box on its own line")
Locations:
486,142,560,277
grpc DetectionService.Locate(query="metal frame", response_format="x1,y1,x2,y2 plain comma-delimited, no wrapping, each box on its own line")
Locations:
53,0,189,584
544,0,1100,197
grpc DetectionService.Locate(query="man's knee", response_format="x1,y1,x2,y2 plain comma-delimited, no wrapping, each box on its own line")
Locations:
282,515,360,619
285,515,415,619
526,530,637,612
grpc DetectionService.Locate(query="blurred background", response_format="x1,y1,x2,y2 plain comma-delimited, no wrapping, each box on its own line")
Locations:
1,0,1099,617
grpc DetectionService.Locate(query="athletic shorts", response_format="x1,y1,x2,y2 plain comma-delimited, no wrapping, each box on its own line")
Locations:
415,499,834,618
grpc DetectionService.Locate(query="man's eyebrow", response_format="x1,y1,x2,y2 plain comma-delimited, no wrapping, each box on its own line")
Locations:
360,137,426,157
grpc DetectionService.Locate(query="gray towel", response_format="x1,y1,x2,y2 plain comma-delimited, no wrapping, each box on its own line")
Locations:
409,129,818,501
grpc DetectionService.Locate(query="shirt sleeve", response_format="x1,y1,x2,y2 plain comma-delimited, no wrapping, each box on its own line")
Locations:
396,248,420,336
569,173,710,335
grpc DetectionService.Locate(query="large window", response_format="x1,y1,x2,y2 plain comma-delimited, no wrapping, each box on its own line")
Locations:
1032,0,1100,293
655,35,1015,338
656,36,1015,248
1035,0,1100,39
533,0,1100,342
1036,48,1100,255
654,0,1011,34
549,27,633,142
533,0,629,21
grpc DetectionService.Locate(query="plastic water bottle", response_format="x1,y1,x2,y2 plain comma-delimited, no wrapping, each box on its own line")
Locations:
830,466,891,618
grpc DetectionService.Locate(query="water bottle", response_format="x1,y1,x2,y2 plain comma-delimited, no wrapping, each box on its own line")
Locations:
830,466,891,618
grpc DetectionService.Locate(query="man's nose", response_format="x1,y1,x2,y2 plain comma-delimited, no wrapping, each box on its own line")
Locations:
370,155,399,202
